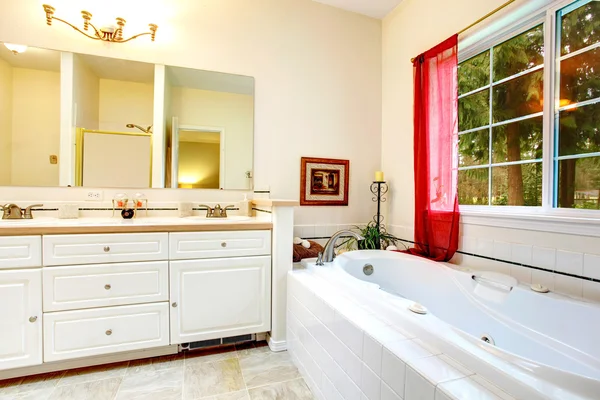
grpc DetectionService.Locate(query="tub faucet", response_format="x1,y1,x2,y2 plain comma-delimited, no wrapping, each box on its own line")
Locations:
317,230,365,266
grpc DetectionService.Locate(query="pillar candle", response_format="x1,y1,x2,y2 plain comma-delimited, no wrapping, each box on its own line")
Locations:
375,171,384,182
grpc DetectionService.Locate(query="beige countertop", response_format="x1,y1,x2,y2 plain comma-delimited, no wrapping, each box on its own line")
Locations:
0,217,272,236
252,199,299,207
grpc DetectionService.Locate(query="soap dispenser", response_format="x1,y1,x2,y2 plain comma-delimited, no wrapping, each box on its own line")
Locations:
241,194,252,217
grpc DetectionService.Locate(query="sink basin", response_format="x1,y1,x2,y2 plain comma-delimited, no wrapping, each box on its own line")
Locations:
184,216,251,222
0,217,57,225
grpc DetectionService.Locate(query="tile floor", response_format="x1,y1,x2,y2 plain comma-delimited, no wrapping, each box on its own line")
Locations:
0,342,314,400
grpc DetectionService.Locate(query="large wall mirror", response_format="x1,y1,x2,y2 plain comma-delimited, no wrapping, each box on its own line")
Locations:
0,43,255,190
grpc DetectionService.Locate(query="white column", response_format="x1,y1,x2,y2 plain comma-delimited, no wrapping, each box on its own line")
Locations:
152,64,167,188
58,52,74,187
267,204,295,351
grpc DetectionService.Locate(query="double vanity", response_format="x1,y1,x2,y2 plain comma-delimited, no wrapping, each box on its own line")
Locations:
0,216,276,379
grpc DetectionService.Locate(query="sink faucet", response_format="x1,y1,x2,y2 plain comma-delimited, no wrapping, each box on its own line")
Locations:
316,230,365,265
2,204,43,220
199,204,236,218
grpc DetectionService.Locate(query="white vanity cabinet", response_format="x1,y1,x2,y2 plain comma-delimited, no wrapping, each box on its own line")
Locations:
0,236,43,371
0,227,273,375
42,233,171,362
169,230,271,344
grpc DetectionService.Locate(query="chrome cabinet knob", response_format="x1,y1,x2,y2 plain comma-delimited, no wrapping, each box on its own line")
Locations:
106,329,112,336
172,302,178,308
29,316,37,323
104,284,111,290
221,242,227,248
103,246,110,252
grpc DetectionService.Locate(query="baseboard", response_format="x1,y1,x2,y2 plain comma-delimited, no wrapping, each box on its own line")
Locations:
266,334,287,352
0,345,179,380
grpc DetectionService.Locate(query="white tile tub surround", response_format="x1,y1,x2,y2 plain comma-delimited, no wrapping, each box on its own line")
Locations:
287,272,516,400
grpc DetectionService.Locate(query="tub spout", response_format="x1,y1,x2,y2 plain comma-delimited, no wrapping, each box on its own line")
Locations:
317,230,364,265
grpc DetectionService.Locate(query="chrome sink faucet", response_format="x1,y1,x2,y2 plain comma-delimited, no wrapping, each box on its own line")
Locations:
316,230,365,265
199,204,236,218
2,204,44,220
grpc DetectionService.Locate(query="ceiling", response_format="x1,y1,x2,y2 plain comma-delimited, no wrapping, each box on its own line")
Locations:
167,66,255,96
179,130,220,144
312,0,403,19
78,54,155,84
0,44,60,72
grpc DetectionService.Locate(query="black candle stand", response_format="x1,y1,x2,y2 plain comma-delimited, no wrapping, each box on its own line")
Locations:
370,181,389,236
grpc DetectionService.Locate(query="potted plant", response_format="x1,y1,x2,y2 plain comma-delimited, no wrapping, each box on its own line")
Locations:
337,221,406,252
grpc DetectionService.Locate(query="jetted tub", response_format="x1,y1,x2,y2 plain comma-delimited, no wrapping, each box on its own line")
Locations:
299,250,600,400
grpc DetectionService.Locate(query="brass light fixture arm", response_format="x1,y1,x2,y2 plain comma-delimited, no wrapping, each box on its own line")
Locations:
43,4,157,43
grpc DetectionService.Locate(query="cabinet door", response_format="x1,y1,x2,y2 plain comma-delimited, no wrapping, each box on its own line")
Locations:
0,269,42,370
170,256,271,344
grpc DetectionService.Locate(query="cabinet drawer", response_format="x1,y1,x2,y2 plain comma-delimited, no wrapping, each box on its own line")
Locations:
0,236,41,269
43,233,168,266
43,261,169,312
169,230,271,260
43,303,169,362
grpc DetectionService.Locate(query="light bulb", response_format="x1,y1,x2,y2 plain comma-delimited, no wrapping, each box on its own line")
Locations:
3,43,27,55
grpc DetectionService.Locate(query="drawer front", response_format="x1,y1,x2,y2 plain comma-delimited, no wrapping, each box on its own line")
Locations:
43,233,169,266
43,261,169,312
0,236,41,269
43,302,169,362
170,230,271,260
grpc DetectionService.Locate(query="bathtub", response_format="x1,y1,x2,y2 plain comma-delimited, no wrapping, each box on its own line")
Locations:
288,250,600,400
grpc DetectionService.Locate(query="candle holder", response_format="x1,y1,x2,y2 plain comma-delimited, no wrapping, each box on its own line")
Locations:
133,192,148,218
370,181,389,236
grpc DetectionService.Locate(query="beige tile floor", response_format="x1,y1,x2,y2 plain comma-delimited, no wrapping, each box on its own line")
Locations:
0,342,314,400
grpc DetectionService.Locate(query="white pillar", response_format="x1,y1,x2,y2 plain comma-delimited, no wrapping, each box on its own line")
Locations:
264,202,295,351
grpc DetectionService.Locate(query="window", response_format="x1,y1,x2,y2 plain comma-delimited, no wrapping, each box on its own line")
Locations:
457,0,600,211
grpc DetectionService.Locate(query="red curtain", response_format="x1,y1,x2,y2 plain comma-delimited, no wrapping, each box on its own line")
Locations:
406,35,460,262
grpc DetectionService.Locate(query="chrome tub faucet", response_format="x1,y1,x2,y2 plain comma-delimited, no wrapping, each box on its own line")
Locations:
317,230,365,265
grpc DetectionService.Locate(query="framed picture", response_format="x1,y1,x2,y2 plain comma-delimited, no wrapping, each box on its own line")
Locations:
300,157,350,206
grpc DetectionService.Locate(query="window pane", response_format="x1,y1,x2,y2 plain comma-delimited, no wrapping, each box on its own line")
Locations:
491,162,542,206
493,70,544,123
560,47,600,104
458,168,489,205
558,156,600,209
492,117,543,163
459,129,489,167
560,1,600,56
459,89,489,131
459,51,490,95
558,102,600,157
493,24,544,82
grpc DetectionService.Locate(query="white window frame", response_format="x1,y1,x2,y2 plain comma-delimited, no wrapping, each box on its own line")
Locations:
457,0,600,235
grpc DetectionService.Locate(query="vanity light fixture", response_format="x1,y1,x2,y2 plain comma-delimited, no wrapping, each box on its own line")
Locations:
42,4,158,43
3,43,28,55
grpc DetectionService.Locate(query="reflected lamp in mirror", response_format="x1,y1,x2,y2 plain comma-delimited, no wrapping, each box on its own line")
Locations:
3,43,27,55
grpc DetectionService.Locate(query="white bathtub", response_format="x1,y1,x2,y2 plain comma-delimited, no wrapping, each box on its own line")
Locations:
293,250,600,400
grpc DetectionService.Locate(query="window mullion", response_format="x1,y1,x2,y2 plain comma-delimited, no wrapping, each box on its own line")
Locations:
542,9,557,211
488,48,494,206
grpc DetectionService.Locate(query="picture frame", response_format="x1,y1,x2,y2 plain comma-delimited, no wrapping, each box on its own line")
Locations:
300,157,350,206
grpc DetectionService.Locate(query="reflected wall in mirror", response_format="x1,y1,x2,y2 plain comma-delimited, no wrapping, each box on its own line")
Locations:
165,66,254,190
0,44,60,186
